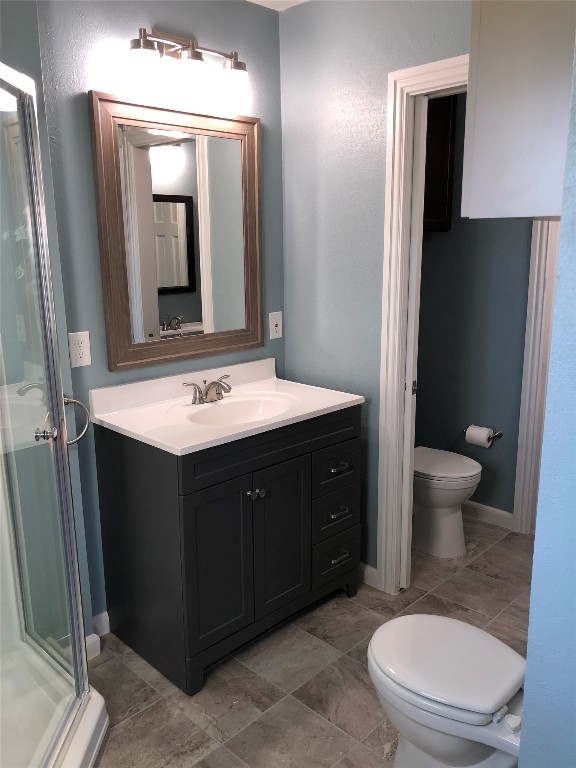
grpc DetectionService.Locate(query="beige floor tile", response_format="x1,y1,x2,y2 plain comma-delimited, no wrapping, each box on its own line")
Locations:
293,656,384,741
351,583,425,619
293,595,385,652
89,656,161,727
361,717,399,763
97,698,217,768
398,592,488,627
235,624,341,692
89,633,131,670
484,616,528,657
335,742,394,768
226,696,355,768
347,634,372,666
121,650,180,698
494,589,531,632
168,658,283,742
409,550,460,591
467,533,534,589
195,747,249,768
433,569,521,618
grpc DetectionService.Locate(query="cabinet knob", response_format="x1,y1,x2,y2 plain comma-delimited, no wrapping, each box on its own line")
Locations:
246,490,258,501
258,488,266,498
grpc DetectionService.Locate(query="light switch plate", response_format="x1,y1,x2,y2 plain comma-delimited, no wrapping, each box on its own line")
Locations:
69,331,92,367
269,311,282,339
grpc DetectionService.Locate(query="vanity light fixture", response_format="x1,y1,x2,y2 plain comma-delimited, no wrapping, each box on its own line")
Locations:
129,27,248,78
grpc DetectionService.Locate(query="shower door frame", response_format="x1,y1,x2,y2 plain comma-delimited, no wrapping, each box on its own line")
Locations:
1,63,90,765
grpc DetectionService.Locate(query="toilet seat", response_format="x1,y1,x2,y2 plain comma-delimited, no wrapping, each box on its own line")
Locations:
369,616,525,724
414,447,482,482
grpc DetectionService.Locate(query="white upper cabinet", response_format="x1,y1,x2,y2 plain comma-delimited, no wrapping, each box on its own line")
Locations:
462,1,576,219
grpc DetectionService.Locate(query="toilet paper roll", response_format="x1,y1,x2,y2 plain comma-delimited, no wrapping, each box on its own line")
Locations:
465,425,494,448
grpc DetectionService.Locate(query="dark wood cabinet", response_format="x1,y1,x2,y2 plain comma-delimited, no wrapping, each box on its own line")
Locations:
253,456,311,619
95,405,362,695
182,475,255,653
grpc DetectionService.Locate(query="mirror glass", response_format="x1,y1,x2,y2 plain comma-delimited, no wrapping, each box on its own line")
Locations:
118,124,245,343
89,91,262,371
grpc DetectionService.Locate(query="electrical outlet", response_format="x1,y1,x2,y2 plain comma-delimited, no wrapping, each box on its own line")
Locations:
68,331,92,368
269,311,282,339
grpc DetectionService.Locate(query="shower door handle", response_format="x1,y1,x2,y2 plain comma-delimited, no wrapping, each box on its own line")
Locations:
63,397,90,445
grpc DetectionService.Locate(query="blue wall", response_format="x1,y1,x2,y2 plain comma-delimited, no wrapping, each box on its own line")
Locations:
416,94,533,513
520,50,576,767
36,0,285,616
279,0,472,565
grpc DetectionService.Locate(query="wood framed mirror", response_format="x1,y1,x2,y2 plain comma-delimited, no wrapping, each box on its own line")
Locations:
89,91,262,371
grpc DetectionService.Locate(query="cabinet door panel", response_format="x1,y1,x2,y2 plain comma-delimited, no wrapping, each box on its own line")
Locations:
253,456,311,619
182,475,254,653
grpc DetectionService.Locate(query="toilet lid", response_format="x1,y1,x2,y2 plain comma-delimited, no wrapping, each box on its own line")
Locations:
369,615,525,715
414,447,482,481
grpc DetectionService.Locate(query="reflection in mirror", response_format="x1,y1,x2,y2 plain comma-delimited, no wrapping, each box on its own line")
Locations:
89,91,262,371
118,124,245,344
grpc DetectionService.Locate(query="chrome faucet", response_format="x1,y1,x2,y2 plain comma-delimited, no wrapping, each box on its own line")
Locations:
183,375,231,404
16,382,46,403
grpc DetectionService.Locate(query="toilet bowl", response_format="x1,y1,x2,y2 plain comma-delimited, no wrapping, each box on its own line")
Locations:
412,447,482,558
368,615,525,768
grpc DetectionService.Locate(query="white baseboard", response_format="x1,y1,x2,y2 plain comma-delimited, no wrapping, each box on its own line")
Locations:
462,500,512,530
85,633,101,661
92,611,110,637
359,562,380,588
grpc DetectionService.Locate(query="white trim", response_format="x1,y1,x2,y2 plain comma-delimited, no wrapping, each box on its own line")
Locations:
196,137,215,333
513,220,559,534
462,501,512,530
84,633,101,661
92,611,110,637
377,55,469,594
358,562,379,589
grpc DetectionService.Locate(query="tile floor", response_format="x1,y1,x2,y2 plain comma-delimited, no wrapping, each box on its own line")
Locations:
92,516,533,768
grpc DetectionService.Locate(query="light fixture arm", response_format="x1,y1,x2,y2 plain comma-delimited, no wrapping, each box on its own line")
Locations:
144,27,246,70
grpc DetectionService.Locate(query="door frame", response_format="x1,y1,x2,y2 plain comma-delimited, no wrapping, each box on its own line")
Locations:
375,55,559,593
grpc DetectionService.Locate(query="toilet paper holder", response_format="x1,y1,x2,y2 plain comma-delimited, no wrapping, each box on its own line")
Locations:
462,428,503,443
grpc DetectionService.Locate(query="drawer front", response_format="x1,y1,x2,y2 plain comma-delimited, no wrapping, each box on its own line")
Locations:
312,525,361,589
311,482,361,544
179,406,361,496
311,439,361,498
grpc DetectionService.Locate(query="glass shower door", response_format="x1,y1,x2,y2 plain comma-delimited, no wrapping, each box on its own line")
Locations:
0,68,88,767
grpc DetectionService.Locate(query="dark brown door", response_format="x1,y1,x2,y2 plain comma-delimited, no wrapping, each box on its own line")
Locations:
182,474,254,653
253,456,311,619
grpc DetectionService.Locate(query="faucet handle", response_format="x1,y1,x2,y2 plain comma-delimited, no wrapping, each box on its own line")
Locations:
217,374,232,393
183,382,203,404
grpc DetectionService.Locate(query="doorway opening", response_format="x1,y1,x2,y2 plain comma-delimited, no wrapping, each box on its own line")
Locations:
374,56,558,594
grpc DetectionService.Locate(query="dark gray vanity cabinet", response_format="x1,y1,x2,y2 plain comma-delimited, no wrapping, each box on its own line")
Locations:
95,404,362,695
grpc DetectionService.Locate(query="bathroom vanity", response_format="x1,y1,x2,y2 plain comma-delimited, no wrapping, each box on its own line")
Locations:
91,360,364,694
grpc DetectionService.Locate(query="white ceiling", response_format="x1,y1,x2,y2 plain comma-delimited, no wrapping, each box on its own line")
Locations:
246,0,308,11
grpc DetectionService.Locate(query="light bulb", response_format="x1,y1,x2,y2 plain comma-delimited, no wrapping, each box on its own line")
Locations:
222,67,251,115
149,145,185,186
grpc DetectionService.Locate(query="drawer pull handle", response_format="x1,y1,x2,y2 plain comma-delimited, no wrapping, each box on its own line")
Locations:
329,461,349,475
329,506,350,521
330,551,350,566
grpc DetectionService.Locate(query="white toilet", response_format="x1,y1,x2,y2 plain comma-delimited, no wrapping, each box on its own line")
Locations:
368,615,525,768
412,447,482,558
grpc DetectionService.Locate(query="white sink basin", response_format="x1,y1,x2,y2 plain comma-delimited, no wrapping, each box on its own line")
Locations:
168,392,300,427
90,359,365,456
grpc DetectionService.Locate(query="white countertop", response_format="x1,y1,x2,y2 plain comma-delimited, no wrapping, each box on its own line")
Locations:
90,359,364,456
